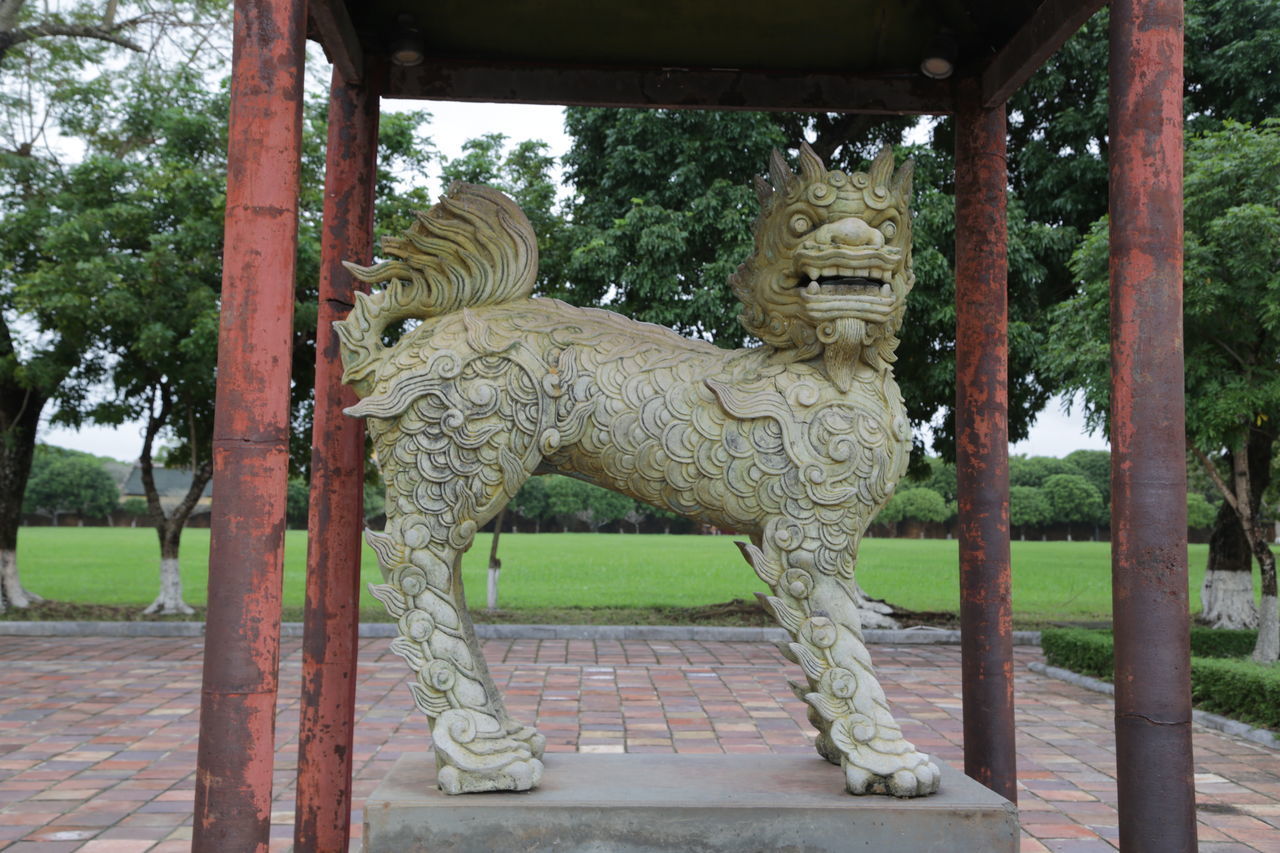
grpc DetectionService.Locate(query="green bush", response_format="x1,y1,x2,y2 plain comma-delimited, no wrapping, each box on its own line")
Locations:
1190,627,1258,659
1191,658,1280,731
1041,628,1114,679
1041,628,1279,733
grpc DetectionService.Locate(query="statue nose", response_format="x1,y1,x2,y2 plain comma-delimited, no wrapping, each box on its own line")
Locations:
823,216,884,248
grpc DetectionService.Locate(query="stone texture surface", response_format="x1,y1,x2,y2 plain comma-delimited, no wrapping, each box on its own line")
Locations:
364,753,1016,851
0,636,1277,851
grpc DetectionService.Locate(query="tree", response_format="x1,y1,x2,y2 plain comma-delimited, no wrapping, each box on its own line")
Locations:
286,478,309,529
1048,120,1280,659
1187,493,1217,531
22,448,117,524
1065,449,1111,507
559,108,785,342
577,486,634,532
1009,455,1085,488
1009,486,1052,541
1041,474,1105,538
876,487,950,537
509,476,549,533
543,475,582,532
26,65,228,615
0,0,227,613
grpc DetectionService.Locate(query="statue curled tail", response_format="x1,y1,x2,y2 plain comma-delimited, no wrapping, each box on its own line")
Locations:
334,181,538,397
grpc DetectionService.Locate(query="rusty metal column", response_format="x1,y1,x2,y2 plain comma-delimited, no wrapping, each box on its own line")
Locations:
954,78,1016,803
1109,0,1195,850
293,62,381,853
192,0,305,849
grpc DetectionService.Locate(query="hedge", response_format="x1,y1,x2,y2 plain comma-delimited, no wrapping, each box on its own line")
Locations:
1191,657,1280,731
1190,628,1259,659
1041,628,1279,733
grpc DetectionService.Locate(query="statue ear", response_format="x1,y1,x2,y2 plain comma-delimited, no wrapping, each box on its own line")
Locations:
797,142,826,183
868,146,895,189
891,158,914,201
768,149,798,196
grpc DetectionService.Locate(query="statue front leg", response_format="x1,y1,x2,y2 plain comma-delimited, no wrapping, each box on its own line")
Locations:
744,535,940,797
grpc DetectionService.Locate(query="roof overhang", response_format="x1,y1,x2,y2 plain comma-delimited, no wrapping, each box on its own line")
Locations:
308,0,1106,113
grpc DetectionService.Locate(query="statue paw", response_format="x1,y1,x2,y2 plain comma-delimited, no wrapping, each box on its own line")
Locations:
843,750,940,798
437,756,544,795
432,709,545,794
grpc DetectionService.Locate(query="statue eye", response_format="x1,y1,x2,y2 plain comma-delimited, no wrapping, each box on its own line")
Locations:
879,220,897,240
790,215,811,235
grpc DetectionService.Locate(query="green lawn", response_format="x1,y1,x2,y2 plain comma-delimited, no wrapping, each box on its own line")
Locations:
9,527,1238,624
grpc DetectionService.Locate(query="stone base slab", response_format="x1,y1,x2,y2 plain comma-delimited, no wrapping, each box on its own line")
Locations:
363,753,1018,852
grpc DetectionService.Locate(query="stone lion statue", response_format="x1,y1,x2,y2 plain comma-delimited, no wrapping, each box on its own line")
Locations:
336,144,940,798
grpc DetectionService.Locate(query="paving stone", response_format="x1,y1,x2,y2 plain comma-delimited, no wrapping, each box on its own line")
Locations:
0,637,1276,850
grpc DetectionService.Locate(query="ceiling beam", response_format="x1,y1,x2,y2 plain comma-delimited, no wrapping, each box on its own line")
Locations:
385,59,955,115
307,0,363,85
980,0,1107,108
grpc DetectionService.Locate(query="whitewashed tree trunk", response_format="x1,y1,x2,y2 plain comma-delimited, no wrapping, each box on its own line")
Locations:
487,567,499,612
0,548,42,610
1200,567,1258,629
143,556,194,615
486,507,505,612
1255,594,1279,662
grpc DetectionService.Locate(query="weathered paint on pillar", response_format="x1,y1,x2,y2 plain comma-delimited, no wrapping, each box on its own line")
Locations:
192,0,305,849
954,78,1017,803
293,62,381,853
1109,1,1196,850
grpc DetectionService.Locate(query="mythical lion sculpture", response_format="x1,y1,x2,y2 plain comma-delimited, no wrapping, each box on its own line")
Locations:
336,144,940,798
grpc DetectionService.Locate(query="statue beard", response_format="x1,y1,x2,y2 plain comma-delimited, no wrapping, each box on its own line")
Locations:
818,317,872,393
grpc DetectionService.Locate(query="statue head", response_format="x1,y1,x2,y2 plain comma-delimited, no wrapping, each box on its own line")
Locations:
730,144,914,372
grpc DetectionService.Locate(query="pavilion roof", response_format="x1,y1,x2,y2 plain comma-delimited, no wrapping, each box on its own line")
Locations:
307,0,1105,113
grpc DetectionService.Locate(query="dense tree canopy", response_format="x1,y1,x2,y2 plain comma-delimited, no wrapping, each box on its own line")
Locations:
21,446,117,522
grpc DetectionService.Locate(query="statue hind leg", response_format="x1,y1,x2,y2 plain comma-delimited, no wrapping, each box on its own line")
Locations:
740,526,941,797
367,513,543,794
363,355,549,794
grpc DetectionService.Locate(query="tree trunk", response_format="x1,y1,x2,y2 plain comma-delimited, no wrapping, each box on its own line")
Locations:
0,385,46,612
1200,499,1258,628
1251,539,1278,662
143,524,194,616
136,390,210,617
1199,432,1271,629
486,507,505,611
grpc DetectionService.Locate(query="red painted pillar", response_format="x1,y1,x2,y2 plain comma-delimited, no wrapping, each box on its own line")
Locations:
1109,1,1195,850
954,78,1017,803
192,0,305,849
293,62,381,853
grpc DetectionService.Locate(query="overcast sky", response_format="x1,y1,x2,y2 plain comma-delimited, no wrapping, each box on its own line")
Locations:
39,99,1108,462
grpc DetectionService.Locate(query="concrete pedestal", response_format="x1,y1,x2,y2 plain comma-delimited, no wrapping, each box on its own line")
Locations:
363,753,1018,852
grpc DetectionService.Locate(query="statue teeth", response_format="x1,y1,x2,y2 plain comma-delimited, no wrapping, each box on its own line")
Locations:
880,283,891,296
807,281,821,295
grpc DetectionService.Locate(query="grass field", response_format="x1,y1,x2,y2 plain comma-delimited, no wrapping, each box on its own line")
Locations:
6,527,1243,625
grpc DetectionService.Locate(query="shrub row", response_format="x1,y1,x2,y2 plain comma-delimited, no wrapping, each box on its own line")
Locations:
1040,628,1279,732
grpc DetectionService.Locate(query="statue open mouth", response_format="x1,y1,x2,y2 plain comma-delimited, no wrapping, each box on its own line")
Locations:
800,275,892,297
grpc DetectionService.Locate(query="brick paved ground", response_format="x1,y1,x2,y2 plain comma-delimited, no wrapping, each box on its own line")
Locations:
0,635,1276,852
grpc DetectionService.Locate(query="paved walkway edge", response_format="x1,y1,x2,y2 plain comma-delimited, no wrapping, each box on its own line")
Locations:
1027,661,1279,750
0,620,1042,645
